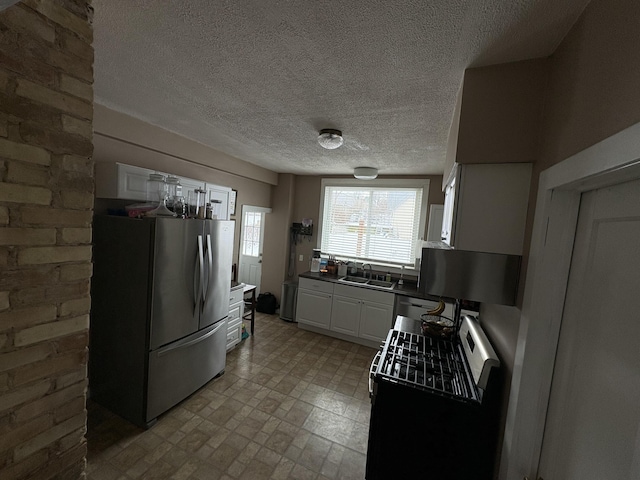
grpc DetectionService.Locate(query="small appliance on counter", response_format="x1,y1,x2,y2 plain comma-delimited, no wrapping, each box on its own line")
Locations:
310,248,321,272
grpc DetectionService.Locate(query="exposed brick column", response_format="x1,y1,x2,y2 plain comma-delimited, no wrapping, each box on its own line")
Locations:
0,1,93,478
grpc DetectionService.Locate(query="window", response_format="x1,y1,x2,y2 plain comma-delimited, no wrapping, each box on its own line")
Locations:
319,179,429,267
241,211,262,257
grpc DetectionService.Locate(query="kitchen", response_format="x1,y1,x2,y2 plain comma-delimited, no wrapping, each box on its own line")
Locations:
2,0,640,480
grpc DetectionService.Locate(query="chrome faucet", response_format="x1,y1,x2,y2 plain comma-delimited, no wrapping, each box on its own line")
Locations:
362,263,373,280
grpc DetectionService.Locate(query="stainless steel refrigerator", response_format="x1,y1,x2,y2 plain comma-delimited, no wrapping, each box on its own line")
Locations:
90,215,234,427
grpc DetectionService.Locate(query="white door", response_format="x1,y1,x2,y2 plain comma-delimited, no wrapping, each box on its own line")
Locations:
537,178,640,479
238,205,270,293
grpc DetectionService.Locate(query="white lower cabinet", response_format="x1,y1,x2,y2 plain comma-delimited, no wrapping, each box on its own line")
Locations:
330,295,361,336
296,278,334,329
332,284,394,344
227,287,244,351
358,300,394,342
297,278,395,346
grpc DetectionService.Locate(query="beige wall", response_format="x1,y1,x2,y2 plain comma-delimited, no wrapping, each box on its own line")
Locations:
93,105,278,186
0,1,93,477
458,59,549,166
538,0,640,172
261,174,295,299
291,175,444,278
443,59,549,188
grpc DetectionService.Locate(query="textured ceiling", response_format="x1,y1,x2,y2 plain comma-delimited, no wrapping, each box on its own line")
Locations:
93,0,591,176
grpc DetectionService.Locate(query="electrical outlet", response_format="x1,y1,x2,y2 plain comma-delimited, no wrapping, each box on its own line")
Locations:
299,254,304,261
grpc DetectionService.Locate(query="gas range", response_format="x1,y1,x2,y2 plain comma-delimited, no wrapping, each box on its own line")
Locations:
366,314,501,479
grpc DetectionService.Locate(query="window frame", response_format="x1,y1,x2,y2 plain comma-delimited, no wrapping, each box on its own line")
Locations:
317,178,430,270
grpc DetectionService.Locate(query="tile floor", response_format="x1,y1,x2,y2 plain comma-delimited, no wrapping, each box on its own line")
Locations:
86,313,377,480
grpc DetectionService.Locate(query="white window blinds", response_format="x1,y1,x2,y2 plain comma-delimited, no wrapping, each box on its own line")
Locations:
320,185,424,266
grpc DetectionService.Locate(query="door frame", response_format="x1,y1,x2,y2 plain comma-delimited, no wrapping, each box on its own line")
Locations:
501,122,640,480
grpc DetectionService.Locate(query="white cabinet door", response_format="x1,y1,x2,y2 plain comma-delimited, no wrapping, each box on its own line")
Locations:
427,204,445,242
95,162,152,201
205,184,230,220
179,176,206,204
441,177,456,244
359,301,394,342
330,295,361,336
296,289,332,329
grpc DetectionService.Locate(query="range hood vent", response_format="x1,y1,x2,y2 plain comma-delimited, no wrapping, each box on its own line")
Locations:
420,247,521,306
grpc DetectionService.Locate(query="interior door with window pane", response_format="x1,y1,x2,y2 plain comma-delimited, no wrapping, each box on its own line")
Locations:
238,205,268,293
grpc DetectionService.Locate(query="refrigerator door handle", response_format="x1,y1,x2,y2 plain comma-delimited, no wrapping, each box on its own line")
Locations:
202,234,213,307
194,235,204,314
157,320,226,357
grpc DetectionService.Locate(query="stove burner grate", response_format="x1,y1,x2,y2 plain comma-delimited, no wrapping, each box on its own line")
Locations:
376,330,478,401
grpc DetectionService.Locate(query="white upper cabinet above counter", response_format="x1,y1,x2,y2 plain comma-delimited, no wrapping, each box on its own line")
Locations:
95,162,150,202
442,163,532,255
95,162,233,220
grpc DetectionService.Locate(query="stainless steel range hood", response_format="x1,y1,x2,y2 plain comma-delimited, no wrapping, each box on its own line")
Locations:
420,246,521,306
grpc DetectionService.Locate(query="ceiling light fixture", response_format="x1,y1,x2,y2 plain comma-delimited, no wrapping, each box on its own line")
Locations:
317,129,344,149
354,167,378,180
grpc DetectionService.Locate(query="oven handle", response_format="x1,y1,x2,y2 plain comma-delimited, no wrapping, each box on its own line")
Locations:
369,351,382,397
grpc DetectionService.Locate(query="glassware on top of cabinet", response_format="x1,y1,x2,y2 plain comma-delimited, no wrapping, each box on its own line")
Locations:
186,191,197,218
173,194,185,218
146,173,166,204
194,189,206,219
210,200,222,219
146,173,175,217
165,176,180,211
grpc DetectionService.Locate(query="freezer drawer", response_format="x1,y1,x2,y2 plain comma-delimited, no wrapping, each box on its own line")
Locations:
147,320,227,422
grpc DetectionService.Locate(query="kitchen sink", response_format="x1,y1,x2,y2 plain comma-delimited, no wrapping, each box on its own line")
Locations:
367,279,396,289
339,276,369,284
338,276,396,290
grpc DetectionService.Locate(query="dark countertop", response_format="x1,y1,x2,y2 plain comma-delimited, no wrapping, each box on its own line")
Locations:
298,271,444,301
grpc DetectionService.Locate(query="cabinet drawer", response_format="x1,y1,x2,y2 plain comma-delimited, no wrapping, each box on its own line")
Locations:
229,305,241,322
227,316,241,331
229,287,244,306
148,321,226,421
299,277,334,294
333,283,394,305
226,320,242,350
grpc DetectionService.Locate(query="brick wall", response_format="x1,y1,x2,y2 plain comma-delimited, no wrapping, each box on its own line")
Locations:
0,1,93,478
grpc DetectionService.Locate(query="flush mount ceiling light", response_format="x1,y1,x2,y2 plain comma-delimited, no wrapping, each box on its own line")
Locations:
317,129,344,149
354,167,378,180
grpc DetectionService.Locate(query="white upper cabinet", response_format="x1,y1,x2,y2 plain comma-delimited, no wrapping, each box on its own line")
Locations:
443,163,532,255
205,184,231,220
178,176,206,199
95,163,232,219
95,162,151,201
